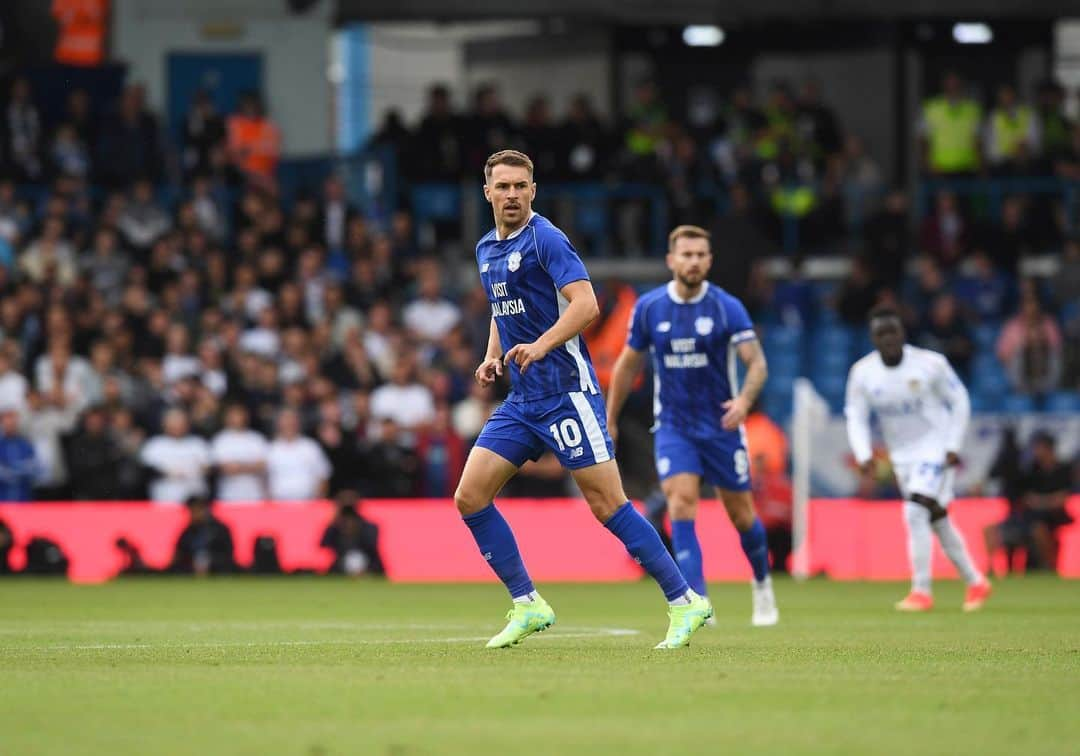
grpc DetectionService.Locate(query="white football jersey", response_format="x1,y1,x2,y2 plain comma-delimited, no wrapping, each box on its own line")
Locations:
844,344,970,466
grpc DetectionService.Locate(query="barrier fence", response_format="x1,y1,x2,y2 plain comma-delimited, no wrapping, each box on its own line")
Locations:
1,498,1077,584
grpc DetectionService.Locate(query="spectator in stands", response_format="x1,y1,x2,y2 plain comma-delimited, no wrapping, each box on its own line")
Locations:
795,77,842,166
35,340,95,413
412,84,464,181
19,216,77,287
49,124,90,180
452,381,495,445
227,92,281,183
59,89,97,162
266,408,331,501
996,287,1063,396
1055,237,1080,308
991,432,1074,573
1036,79,1073,169
984,84,1039,174
917,293,974,378
771,256,816,329
919,190,967,270
863,189,911,290
561,93,610,181
170,494,236,575
839,135,883,217
464,83,517,175
365,418,420,497
320,490,384,576
402,264,461,344
210,403,268,502
835,255,881,325
983,196,1034,276
23,388,77,500
314,397,364,496
182,90,226,178
919,71,982,175
3,77,43,182
621,79,669,178
953,248,1013,323
96,84,163,187
66,405,123,500
0,406,38,501
370,356,435,433
318,175,356,253
117,179,172,253
520,95,560,179
140,407,210,504
0,350,28,418
79,226,129,306
709,183,778,302
416,404,465,497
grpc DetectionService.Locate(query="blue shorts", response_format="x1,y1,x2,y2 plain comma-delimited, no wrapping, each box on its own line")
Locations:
475,390,615,470
653,428,751,492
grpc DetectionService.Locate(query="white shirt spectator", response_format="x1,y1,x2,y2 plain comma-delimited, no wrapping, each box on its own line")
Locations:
241,287,274,320
370,382,436,430
403,298,462,342
162,354,202,385
0,370,28,417
211,428,269,502
34,353,96,411
266,436,331,501
239,327,281,358
24,403,78,488
140,434,211,504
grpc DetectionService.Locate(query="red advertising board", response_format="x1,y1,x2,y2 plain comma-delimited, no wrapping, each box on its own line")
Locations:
1,498,1077,583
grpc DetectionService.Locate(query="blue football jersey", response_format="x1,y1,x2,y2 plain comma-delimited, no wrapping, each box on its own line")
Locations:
477,212,600,401
627,282,757,438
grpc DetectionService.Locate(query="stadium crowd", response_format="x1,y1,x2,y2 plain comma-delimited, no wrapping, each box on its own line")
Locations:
0,70,1074,516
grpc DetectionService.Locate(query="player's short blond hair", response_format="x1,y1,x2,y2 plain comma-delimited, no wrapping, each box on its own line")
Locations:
484,150,534,180
668,225,711,251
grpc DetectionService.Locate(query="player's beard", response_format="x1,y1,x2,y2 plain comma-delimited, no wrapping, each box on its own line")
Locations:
676,271,705,290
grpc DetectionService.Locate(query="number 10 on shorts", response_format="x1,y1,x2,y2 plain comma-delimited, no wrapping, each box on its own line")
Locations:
549,418,583,452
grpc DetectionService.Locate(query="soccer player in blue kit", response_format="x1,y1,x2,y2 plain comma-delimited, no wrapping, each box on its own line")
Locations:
455,150,712,649
606,225,780,626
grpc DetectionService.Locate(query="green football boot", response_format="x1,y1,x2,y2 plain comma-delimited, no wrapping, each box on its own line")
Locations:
654,592,713,649
485,597,556,648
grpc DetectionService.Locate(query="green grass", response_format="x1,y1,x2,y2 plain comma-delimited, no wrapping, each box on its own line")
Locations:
1,577,1078,755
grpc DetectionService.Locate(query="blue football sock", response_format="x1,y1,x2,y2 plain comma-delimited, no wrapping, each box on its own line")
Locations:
739,517,770,583
606,502,690,602
671,519,707,597
463,504,535,599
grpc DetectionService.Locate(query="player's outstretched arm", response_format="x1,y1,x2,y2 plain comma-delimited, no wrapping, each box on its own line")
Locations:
932,357,970,463
475,317,504,387
844,366,873,473
605,346,646,443
722,339,768,430
504,280,599,374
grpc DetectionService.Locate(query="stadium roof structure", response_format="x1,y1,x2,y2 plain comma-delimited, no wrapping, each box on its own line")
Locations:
336,0,1072,23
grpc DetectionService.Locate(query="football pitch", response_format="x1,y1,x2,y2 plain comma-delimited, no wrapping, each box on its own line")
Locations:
2,577,1077,755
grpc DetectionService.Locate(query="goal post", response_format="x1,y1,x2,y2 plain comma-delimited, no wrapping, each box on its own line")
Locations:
791,378,831,581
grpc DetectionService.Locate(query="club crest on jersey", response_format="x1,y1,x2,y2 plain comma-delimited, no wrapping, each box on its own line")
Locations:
658,457,671,476
694,317,714,336
480,263,490,273
908,379,921,392
657,321,671,333
507,251,522,272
